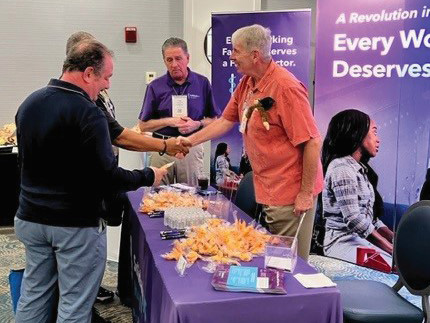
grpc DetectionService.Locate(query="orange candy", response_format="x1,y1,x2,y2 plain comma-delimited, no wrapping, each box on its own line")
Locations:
140,191,206,214
161,219,271,267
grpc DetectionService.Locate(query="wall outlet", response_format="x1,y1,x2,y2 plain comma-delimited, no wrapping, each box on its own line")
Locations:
146,72,157,84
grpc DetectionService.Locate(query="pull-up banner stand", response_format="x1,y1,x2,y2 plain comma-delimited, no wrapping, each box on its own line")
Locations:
211,10,312,167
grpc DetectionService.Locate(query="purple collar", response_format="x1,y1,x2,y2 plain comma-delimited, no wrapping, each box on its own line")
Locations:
166,67,195,87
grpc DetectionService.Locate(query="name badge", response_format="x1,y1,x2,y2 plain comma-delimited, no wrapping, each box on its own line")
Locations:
172,95,188,117
239,105,249,134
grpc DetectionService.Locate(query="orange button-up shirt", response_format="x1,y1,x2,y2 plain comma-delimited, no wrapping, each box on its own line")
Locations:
223,61,323,206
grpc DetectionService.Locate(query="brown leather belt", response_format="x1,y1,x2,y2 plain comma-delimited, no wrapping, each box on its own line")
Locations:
152,132,173,140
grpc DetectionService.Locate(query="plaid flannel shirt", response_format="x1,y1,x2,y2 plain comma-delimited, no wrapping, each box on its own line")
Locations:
323,156,385,238
215,155,230,184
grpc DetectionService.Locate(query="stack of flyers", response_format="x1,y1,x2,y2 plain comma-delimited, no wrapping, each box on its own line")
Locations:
212,265,286,294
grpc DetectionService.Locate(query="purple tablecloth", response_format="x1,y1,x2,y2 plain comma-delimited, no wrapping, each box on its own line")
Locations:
127,188,342,323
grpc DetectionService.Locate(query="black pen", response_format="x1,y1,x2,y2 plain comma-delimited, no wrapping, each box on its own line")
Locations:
160,229,186,236
148,211,164,218
161,233,186,240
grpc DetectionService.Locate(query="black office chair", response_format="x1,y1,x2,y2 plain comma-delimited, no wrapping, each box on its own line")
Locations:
336,200,430,323
234,171,262,222
420,168,430,201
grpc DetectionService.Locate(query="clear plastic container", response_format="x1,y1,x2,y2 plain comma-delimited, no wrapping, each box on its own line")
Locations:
164,206,212,229
264,235,298,272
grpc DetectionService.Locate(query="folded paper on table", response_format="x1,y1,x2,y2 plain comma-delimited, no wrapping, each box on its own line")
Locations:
294,273,336,289
266,256,293,271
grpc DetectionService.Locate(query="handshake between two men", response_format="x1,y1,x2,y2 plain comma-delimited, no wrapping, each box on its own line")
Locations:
163,136,192,157
154,115,205,158
150,134,193,186
142,115,218,186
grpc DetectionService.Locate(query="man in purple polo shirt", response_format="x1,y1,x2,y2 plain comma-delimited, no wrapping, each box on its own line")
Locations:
138,37,220,186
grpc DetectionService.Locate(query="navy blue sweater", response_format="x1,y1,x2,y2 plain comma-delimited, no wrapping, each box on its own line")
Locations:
15,79,154,227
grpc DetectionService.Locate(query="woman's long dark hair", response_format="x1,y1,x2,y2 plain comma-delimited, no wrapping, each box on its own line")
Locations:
322,109,370,174
214,142,230,169
321,109,384,220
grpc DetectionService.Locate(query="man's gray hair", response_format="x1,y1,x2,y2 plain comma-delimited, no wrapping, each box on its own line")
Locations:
62,40,113,76
161,37,188,57
232,24,272,61
66,31,95,55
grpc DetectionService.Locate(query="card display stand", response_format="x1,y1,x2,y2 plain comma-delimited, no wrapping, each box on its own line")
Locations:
356,246,392,273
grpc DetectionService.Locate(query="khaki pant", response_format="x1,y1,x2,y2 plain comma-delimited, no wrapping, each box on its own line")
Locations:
149,144,204,186
263,198,317,261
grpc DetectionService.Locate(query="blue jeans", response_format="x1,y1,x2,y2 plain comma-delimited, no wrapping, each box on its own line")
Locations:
14,217,107,323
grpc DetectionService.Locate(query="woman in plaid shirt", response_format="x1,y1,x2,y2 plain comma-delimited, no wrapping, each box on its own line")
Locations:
214,142,238,185
321,109,394,265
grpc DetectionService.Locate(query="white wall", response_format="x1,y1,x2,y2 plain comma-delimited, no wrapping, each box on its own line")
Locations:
0,0,183,261
0,0,183,127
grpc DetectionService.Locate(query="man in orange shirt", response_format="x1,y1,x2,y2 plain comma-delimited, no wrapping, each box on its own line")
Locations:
187,24,323,260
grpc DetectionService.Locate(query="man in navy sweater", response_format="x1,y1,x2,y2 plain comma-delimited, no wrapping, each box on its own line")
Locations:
14,40,166,323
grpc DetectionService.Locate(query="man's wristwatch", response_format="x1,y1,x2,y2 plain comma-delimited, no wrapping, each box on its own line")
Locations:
159,140,167,156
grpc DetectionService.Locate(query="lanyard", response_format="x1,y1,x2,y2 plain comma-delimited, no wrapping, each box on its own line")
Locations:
104,99,115,118
243,90,254,110
100,91,115,118
172,83,189,96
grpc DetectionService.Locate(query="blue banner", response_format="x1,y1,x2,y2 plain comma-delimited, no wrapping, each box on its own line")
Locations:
211,11,312,167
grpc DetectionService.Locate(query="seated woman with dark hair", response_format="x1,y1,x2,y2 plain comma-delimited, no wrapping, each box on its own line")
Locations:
214,142,238,186
322,109,394,265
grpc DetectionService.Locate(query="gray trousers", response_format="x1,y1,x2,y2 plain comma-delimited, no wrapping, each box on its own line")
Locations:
14,217,107,323
149,143,204,186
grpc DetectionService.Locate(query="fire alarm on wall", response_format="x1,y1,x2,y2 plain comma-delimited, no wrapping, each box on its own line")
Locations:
125,27,137,43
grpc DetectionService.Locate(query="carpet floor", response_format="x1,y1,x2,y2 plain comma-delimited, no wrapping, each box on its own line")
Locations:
0,227,131,322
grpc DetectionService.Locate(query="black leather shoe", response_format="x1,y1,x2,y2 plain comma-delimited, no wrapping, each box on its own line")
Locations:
96,286,114,304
